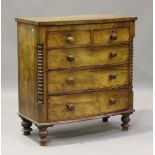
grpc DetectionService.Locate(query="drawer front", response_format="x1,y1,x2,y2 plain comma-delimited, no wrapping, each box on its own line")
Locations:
47,66,129,94
48,90,129,122
94,28,129,45
47,46,129,69
99,90,129,114
47,30,91,48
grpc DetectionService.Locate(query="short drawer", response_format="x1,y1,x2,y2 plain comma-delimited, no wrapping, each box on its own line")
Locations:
47,66,129,94
47,30,91,48
47,90,129,122
94,28,129,45
47,46,129,69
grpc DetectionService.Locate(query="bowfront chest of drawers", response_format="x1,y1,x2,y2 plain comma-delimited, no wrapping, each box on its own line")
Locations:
15,14,137,146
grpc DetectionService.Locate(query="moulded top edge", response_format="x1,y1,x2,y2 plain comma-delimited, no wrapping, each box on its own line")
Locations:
15,14,137,26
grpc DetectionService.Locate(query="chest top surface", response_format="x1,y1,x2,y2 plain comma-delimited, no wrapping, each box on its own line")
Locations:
15,14,137,25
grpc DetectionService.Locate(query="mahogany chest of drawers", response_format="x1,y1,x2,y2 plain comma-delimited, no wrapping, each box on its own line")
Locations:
15,14,137,146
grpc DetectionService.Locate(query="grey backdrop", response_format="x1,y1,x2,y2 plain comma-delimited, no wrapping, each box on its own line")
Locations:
2,0,153,155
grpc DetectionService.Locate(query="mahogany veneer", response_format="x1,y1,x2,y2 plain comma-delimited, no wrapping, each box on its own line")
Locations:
16,14,137,146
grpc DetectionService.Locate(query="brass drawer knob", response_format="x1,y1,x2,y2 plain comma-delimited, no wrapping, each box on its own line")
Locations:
110,33,117,40
66,104,75,111
66,77,75,85
109,73,117,80
109,51,117,58
66,35,74,43
109,98,117,105
67,54,75,62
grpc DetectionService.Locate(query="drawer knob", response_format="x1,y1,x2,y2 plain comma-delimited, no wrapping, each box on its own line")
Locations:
110,33,117,41
109,73,117,80
66,35,74,43
66,77,75,85
67,54,75,62
109,51,117,58
109,98,117,105
66,104,75,111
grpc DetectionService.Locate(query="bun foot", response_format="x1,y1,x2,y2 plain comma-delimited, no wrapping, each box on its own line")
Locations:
102,117,109,122
38,127,48,146
21,118,32,135
121,113,131,131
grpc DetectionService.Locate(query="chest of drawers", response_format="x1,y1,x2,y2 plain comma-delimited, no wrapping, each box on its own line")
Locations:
15,14,137,146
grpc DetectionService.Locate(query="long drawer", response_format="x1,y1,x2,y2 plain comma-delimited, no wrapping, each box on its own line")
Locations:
47,66,129,94
47,90,129,122
47,46,129,69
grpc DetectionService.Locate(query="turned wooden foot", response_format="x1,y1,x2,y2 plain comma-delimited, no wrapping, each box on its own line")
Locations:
121,113,131,131
102,117,109,122
21,118,32,135
38,127,48,146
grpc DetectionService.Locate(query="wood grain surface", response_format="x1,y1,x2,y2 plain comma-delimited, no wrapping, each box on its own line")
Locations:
47,89,129,122
17,23,38,120
47,45,129,69
47,66,129,94
16,15,137,146
47,30,91,48
15,14,137,25
94,28,129,44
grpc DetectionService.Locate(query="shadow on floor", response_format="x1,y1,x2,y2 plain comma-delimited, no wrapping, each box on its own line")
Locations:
28,109,152,147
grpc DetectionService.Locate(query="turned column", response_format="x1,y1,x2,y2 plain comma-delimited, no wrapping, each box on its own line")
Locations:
21,118,32,135
121,113,131,131
38,126,48,146
102,116,110,122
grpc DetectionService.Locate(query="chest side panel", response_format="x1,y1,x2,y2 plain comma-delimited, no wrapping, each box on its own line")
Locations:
17,23,38,121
